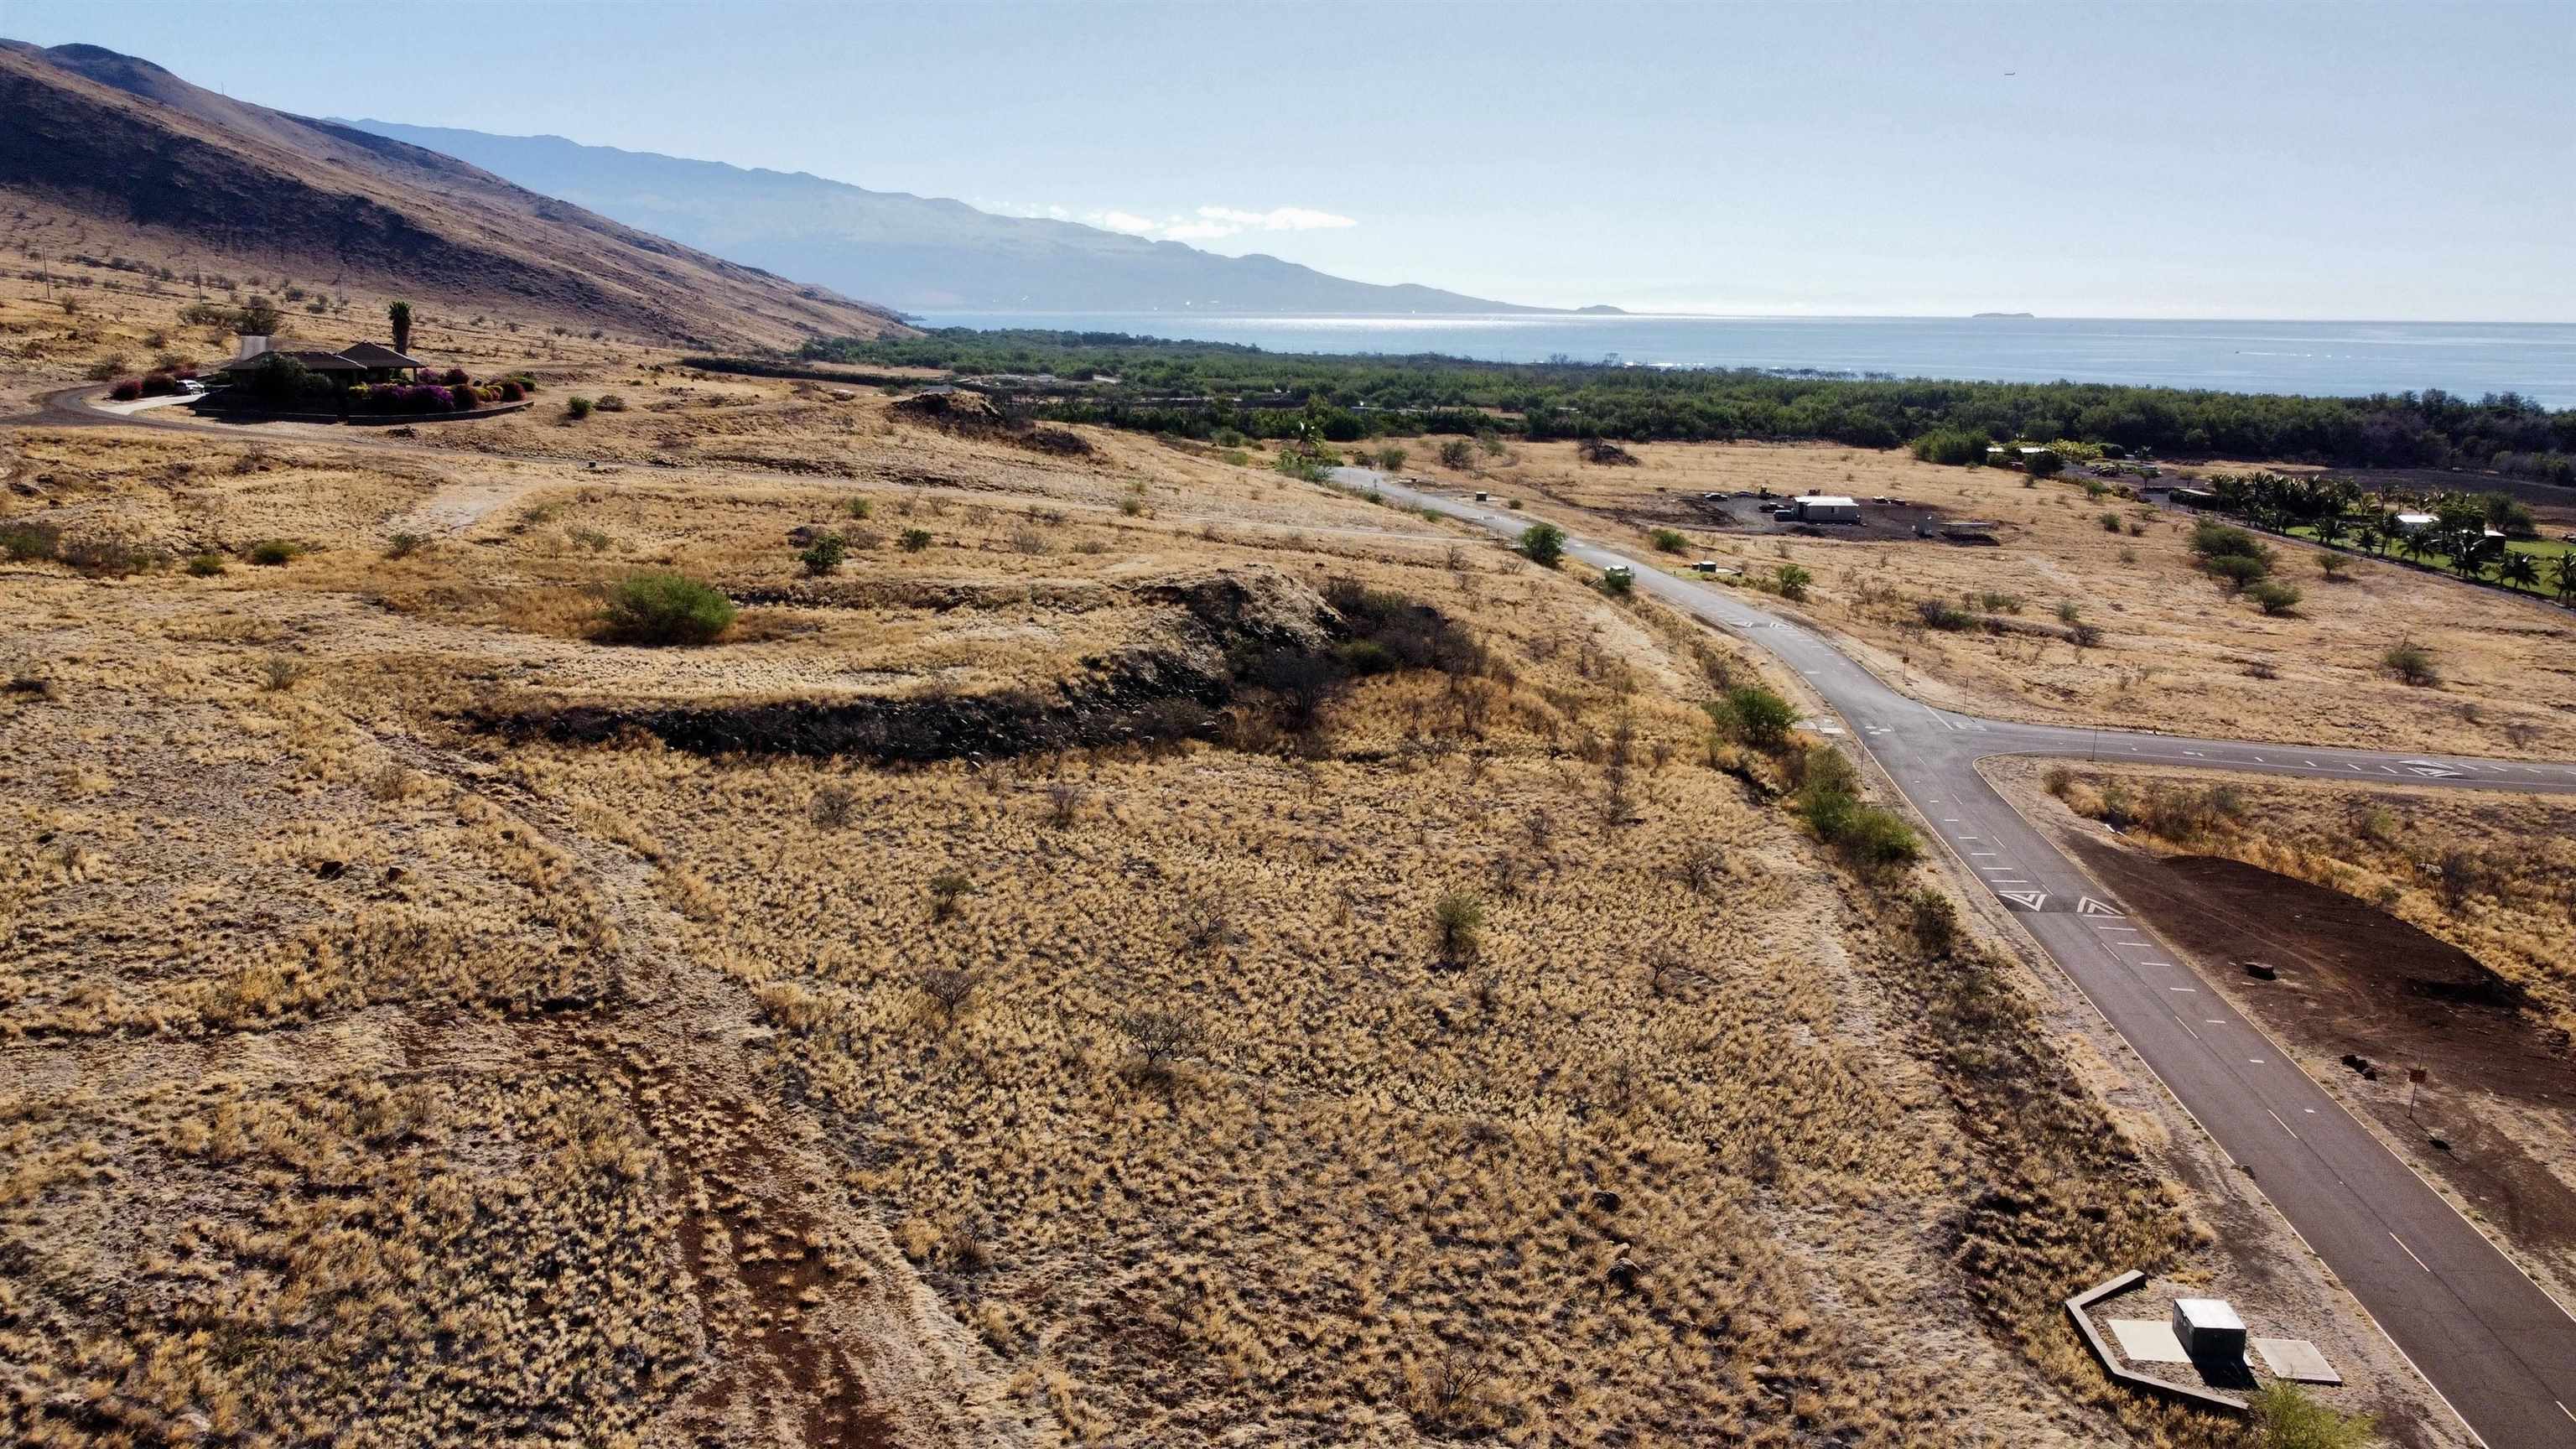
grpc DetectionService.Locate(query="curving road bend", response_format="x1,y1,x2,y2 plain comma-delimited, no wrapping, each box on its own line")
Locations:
1346,470,2576,1447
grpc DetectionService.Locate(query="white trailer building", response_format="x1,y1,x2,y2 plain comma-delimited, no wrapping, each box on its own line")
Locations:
1792,495,1861,523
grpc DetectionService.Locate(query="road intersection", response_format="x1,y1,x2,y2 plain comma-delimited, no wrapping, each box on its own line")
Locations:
1348,468,2576,1447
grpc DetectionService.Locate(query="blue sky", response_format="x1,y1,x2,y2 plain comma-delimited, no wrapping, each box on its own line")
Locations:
11,0,2572,319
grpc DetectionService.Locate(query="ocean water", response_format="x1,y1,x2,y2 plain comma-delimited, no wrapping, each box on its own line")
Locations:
911,313,2576,408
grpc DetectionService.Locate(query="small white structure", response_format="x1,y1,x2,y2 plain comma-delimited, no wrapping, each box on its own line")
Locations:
1693,560,1720,574
1473,491,1490,502
1602,564,1634,582
2392,512,2438,532
1792,494,1861,523
2170,1298,2246,1359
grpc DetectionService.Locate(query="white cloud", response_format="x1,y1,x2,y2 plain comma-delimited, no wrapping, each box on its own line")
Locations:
1023,203,1360,243
1196,205,1357,232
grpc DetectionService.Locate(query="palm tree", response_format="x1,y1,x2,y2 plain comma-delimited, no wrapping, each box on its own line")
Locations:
2314,513,2348,547
2397,530,2434,566
2449,533,2497,580
388,300,413,356
2552,552,2576,603
2353,525,2383,558
2497,550,2540,591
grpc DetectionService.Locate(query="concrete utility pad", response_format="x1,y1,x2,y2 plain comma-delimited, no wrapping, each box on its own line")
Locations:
2253,1337,2342,1384
2106,1319,2190,1364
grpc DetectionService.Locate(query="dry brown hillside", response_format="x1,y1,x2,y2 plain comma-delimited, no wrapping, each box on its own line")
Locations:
0,41,913,350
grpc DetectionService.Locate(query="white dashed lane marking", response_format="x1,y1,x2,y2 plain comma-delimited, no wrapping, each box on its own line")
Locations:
2267,1109,2298,1139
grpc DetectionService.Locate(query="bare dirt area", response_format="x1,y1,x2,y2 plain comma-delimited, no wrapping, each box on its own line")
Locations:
2073,849,2576,1253
1990,759,2576,1321
1564,480,1950,543
1407,438,2576,760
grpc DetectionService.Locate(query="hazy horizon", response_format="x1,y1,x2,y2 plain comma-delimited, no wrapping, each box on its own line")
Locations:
9,0,2573,323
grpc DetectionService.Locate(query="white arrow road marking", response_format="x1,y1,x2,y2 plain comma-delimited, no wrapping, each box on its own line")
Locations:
2077,897,2124,917
1999,891,2048,911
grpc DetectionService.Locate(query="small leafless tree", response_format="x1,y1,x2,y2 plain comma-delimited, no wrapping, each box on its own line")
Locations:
1524,807,1554,851
809,782,856,830
1645,944,1690,999
1179,895,1239,953
917,967,975,1029
1045,781,1086,828
1677,841,1727,896
1411,1353,1488,1431
1113,1007,1205,1078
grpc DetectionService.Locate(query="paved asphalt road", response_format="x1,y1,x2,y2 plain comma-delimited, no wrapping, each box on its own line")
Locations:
1346,470,2576,1447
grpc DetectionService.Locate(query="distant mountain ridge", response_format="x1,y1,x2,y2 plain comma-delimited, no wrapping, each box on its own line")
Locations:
0,41,911,347
343,120,1555,318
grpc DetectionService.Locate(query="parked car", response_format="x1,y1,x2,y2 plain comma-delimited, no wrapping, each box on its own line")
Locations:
178,379,207,394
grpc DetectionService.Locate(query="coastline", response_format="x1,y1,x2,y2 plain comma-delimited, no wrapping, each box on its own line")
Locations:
905,312,2576,404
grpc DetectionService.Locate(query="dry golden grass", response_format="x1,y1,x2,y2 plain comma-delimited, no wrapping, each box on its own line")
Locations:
0,276,2431,1446
1417,439,2576,760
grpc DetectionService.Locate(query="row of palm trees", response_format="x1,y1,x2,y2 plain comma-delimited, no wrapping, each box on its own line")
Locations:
2199,471,2573,601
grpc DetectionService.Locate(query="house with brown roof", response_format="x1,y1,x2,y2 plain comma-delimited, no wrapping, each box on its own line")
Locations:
216,335,427,382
